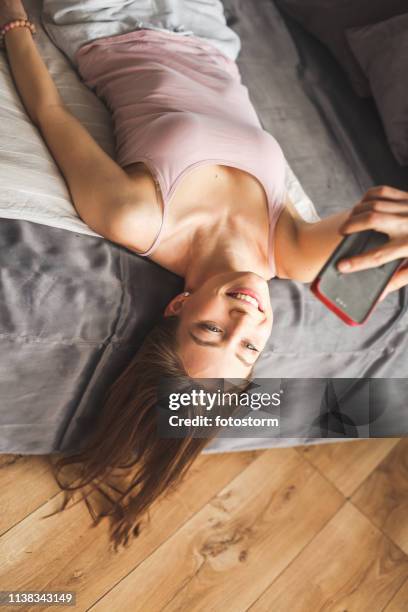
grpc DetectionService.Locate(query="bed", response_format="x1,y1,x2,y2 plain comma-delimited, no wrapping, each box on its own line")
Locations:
0,0,407,455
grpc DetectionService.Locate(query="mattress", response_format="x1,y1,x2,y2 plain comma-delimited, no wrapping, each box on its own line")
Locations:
0,0,407,455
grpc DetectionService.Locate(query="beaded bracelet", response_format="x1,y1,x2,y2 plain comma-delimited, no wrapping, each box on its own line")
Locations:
0,18,36,48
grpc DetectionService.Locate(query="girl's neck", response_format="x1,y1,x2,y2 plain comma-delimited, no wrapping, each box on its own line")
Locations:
182,215,271,290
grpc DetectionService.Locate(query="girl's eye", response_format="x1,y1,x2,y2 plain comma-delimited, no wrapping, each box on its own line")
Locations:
202,323,222,333
245,343,259,352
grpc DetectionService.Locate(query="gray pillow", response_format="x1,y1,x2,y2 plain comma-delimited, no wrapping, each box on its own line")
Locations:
276,0,408,98
346,13,408,166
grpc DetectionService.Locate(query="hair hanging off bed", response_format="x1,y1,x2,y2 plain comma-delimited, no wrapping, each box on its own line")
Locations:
45,315,253,551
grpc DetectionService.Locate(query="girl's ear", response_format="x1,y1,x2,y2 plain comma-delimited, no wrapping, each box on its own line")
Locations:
164,293,189,317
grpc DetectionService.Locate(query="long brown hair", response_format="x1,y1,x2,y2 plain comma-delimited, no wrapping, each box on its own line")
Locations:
46,315,252,550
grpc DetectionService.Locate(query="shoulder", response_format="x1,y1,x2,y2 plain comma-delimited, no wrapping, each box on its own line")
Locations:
274,196,309,279
103,169,163,253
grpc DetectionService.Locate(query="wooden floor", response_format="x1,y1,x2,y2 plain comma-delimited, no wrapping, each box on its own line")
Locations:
0,438,407,611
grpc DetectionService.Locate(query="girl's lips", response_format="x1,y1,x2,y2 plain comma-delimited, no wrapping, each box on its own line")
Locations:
227,287,264,312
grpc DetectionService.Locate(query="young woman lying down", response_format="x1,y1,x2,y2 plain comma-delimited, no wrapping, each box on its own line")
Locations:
1,0,408,548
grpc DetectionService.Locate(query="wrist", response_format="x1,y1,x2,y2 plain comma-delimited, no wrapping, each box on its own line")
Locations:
1,18,36,48
0,13,27,29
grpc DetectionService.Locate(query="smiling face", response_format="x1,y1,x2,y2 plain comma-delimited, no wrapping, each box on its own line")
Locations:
164,272,273,378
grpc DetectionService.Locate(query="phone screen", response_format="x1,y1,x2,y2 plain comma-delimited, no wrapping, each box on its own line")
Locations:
313,230,403,324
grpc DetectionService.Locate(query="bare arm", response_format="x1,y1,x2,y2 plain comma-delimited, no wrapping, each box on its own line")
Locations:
274,196,350,282
276,186,408,302
3,21,153,244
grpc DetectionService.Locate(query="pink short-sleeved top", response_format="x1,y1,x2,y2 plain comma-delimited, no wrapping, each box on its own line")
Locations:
76,28,287,276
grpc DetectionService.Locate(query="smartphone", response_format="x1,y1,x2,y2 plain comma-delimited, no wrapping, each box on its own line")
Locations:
310,229,407,326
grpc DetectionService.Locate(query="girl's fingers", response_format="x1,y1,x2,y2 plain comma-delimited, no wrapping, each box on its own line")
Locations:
379,266,408,301
362,185,408,202
339,187,408,233
337,240,408,273
337,186,408,276
339,210,408,236
351,199,408,215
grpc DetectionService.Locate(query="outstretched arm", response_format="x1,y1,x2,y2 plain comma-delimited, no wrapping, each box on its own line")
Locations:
274,196,349,282
2,2,147,243
275,186,408,301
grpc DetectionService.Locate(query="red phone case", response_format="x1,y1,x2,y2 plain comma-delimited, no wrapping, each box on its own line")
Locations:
311,277,373,326
311,258,407,326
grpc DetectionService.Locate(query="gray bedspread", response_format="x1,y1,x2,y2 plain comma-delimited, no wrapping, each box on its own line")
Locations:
0,0,407,455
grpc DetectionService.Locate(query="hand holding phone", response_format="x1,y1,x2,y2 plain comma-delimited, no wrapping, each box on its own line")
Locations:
310,186,408,326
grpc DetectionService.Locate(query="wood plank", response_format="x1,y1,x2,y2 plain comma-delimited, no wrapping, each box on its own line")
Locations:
0,451,260,609
88,448,343,612
383,578,408,612
352,439,408,554
298,439,400,497
249,503,408,612
0,455,60,535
